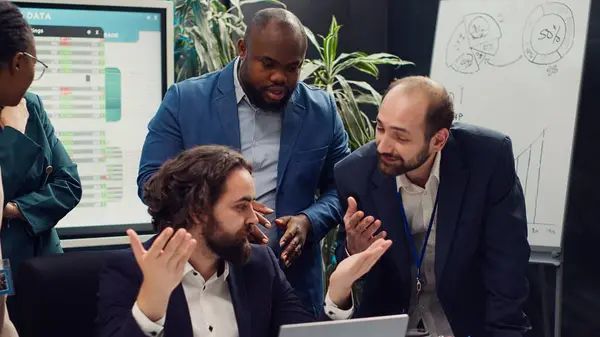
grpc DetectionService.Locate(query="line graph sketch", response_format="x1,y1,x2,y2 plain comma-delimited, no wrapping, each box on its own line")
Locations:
522,2,575,65
515,129,546,225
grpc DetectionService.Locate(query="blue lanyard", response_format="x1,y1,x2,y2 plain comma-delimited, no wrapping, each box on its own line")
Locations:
395,184,440,284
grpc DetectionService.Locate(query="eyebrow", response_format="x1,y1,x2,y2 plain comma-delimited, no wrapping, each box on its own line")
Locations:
256,56,301,67
377,118,410,134
234,196,254,203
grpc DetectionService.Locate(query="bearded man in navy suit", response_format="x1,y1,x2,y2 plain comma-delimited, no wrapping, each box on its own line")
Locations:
334,77,531,337
98,145,390,337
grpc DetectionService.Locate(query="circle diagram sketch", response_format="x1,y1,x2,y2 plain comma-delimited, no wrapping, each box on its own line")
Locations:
446,13,502,74
522,2,574,65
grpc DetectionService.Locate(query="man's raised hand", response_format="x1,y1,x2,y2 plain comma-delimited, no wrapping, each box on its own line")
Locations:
344,197,387,255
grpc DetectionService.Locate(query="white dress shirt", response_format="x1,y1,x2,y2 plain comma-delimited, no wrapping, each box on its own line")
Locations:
396,152,454,337
132,262,353,337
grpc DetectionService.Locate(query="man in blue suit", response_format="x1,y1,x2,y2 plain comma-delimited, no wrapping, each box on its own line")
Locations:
98,145,390,337
137,8,350,314
334,77,531,337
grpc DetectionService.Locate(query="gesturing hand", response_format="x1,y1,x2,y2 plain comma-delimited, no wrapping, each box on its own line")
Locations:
0,98,29,134
327,238,392,306
248,200,273,245
276,214,311,267
344,197,386,255
128,227,197,322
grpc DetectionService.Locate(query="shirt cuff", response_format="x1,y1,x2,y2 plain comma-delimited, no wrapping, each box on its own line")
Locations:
324,290,354,320
132,302,165,337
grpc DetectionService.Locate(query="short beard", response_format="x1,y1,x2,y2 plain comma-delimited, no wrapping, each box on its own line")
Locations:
204,214,251,266
239,60,293,111
378,143,431,177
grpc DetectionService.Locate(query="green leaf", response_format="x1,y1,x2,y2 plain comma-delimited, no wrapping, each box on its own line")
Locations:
353,62,379,78
354,94,380,106
334,75,374,147
347,80,382,105
300,60,323,81
333,53,414,76
304,27,323,58
332,52,367,68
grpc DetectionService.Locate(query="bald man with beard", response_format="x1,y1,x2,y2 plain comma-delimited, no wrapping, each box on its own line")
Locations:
334,76,531,337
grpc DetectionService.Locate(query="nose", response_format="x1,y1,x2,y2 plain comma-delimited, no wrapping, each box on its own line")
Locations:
269,70,286,86
248,208,259,226
377,135,393,154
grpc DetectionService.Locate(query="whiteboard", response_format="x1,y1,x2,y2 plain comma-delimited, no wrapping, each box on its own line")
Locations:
429,0,591,250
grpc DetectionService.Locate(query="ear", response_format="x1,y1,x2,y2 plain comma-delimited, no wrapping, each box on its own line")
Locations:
431,128,450,152
10,53,25,74
189,211,208,232
237,39,247,58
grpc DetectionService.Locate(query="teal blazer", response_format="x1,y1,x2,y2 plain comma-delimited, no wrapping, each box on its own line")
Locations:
0,92,82,274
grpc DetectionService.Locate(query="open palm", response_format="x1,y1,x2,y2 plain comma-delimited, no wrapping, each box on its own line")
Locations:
330,238,392,292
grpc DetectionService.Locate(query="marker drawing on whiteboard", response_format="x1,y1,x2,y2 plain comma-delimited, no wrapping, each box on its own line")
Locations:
522,2,575,65
546,64,559,76
486,55,523,67
515,129,546,224
445,13,502,74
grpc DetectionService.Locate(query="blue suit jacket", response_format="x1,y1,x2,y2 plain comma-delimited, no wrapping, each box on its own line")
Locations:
96,240,322,337
334,124,531,337
137,61,350,312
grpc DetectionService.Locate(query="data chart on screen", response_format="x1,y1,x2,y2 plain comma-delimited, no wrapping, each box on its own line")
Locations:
20,6,165,227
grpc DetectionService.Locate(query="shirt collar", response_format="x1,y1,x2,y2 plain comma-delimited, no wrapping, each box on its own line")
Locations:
396,151,441,192
184,260,230,281
232,57,246,104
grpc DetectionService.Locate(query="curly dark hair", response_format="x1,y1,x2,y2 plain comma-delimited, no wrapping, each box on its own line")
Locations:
143,145,252,233
0,0,33,67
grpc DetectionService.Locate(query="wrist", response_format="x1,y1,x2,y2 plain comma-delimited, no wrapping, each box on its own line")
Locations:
327,281,352,310
5,203,22,220
296,213,312,233
136,282,170,322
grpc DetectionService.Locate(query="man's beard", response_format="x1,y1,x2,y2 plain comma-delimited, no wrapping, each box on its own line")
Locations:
204,214,251,266
378,143,431,177
239,63,293,111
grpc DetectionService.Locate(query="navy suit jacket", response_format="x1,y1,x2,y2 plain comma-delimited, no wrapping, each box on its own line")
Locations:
137,60,350,312
334,123,531,337
96,241,322,337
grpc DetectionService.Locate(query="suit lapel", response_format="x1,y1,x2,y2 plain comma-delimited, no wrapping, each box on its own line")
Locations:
164,285,194,336
215,61,241,150
228,265,251,337
370,168,411,292
435,134,469,283
277,91,305,187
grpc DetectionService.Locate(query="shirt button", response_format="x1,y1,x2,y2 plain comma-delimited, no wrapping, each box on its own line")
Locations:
193,272,198,276
151,332,157,336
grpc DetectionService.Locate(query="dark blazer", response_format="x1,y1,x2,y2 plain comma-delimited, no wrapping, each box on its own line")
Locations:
137,59,350,312
0,92,82,274
334,123,531,337
96,239,325,337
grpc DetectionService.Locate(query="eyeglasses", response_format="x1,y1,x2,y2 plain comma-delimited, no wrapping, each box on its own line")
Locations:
22,52,48,81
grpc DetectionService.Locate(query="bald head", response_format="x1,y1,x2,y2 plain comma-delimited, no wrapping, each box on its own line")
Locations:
244,8,307,51
383,76,454,139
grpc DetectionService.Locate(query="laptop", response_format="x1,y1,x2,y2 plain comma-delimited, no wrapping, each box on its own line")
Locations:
278,314,409,337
